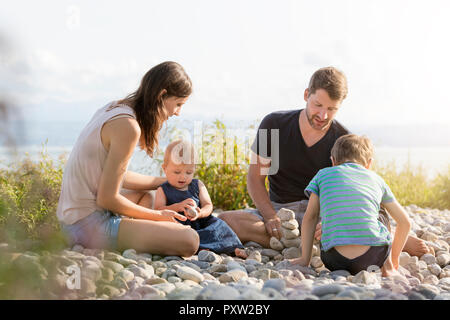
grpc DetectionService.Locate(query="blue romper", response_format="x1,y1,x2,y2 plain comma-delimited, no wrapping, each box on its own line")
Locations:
160,179,244,255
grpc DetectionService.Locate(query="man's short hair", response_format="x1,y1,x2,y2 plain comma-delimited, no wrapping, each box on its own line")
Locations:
308,66,348,101
331,134,373,167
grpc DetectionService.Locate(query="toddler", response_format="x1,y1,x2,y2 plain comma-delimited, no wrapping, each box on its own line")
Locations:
290,134,411,276
154,139,247,257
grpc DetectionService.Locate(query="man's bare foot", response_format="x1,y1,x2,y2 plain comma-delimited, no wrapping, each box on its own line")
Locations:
403,235,430,257
235,248,248,259
288,258,302,265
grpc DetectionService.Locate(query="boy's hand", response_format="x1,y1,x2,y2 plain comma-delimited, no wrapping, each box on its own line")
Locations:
288,257,309,267
159,209,187,223
314,222,322,241
392,255,400,270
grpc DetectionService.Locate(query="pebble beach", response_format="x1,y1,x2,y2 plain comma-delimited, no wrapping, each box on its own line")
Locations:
1,204,449,300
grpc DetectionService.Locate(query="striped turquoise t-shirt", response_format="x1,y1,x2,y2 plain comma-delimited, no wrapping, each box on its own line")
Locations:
305,162,395,252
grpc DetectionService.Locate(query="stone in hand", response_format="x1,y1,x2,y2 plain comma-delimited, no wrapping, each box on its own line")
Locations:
185,204,198,219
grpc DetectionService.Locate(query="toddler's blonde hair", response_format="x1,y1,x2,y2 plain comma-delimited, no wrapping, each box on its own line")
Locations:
163,139,195,166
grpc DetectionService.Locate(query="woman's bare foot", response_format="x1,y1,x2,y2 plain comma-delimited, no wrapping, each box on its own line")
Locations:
403,235,430,257
235,248,248,259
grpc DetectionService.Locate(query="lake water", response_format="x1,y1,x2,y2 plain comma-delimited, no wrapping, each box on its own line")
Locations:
1,119,449,178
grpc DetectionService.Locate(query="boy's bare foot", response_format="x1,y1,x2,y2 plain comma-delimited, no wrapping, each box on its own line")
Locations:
235,248,248,259
403,235,430,257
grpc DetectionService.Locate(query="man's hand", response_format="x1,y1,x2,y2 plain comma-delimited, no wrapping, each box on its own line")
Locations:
314,222,322,241
264,217,282,239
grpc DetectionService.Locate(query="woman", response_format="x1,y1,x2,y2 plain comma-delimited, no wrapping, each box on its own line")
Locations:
56,61,199,257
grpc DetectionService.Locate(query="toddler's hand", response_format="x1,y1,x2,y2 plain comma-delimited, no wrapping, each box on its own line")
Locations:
185,205,199,221
159,209,187,223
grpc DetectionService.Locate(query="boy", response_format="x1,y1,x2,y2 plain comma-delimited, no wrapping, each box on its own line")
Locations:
290,134,411,276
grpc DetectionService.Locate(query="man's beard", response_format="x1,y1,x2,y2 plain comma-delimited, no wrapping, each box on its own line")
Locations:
306,107,331,131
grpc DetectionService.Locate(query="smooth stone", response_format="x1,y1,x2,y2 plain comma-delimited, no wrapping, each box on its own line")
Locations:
408,292,427,300
287,292,320,300
261,248,281,258
282,247,301,259
437,254,450,267
122,248,138,260
161,256,183,262
277,208,295,221
249,269,272,281
414,284,440,299
117,257,137,266
429,263,442,276
310,256,323,268
166,287,202,300
99,285,121,297
274,260,317,276
293,270,306,280
261,287,287,300
127,264,154,279
312,284,345,297
146,277,168,285
352,270,378,285
79,277,97,297
422,275,439,285
152,282,176,294
262,278,286,292
434,293,450,300
176,266,204,283
243,241,263,249
219,269,248,283
184,260,210,270
101,267,115,282
102,260,124,273
238,289,268,300
281,237,301,248
246,251,262,262
167,276,182,284
117,269,135,282
71,244,84,253
281,219,299,230
181,261,202,272
209,264,228,273
330,270,351,279
110,277,129,290
399,252,411,267
81,260,102,282
420,253,437,265
198,250,220,263
270,237,284,251
134,284,162,296
226,261,246,272
281,228,300,240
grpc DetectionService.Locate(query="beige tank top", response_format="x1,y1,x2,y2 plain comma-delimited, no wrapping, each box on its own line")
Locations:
56,101,136,225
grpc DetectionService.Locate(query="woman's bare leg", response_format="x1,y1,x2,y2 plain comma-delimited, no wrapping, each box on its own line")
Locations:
117,218,199,257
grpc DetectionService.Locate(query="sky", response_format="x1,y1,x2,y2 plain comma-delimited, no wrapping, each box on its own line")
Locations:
1,0,450,130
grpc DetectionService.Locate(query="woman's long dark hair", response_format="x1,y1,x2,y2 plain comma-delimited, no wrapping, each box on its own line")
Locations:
119,61,192,156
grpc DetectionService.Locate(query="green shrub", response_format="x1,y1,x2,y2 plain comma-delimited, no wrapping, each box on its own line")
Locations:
0,144,67,251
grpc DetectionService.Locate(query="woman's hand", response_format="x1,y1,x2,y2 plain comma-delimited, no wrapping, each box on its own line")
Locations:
158,209,187,223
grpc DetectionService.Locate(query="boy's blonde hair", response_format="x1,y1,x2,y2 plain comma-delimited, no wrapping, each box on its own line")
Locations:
163,139,195,166
331,134,373,167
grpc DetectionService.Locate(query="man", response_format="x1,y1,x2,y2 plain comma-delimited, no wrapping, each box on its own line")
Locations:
218,66,429,257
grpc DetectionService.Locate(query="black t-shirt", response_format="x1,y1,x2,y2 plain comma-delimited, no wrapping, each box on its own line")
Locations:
251,109,350,203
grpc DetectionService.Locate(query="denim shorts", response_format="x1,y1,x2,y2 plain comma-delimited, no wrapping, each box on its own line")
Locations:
244,200,310,227
60,210,122,251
